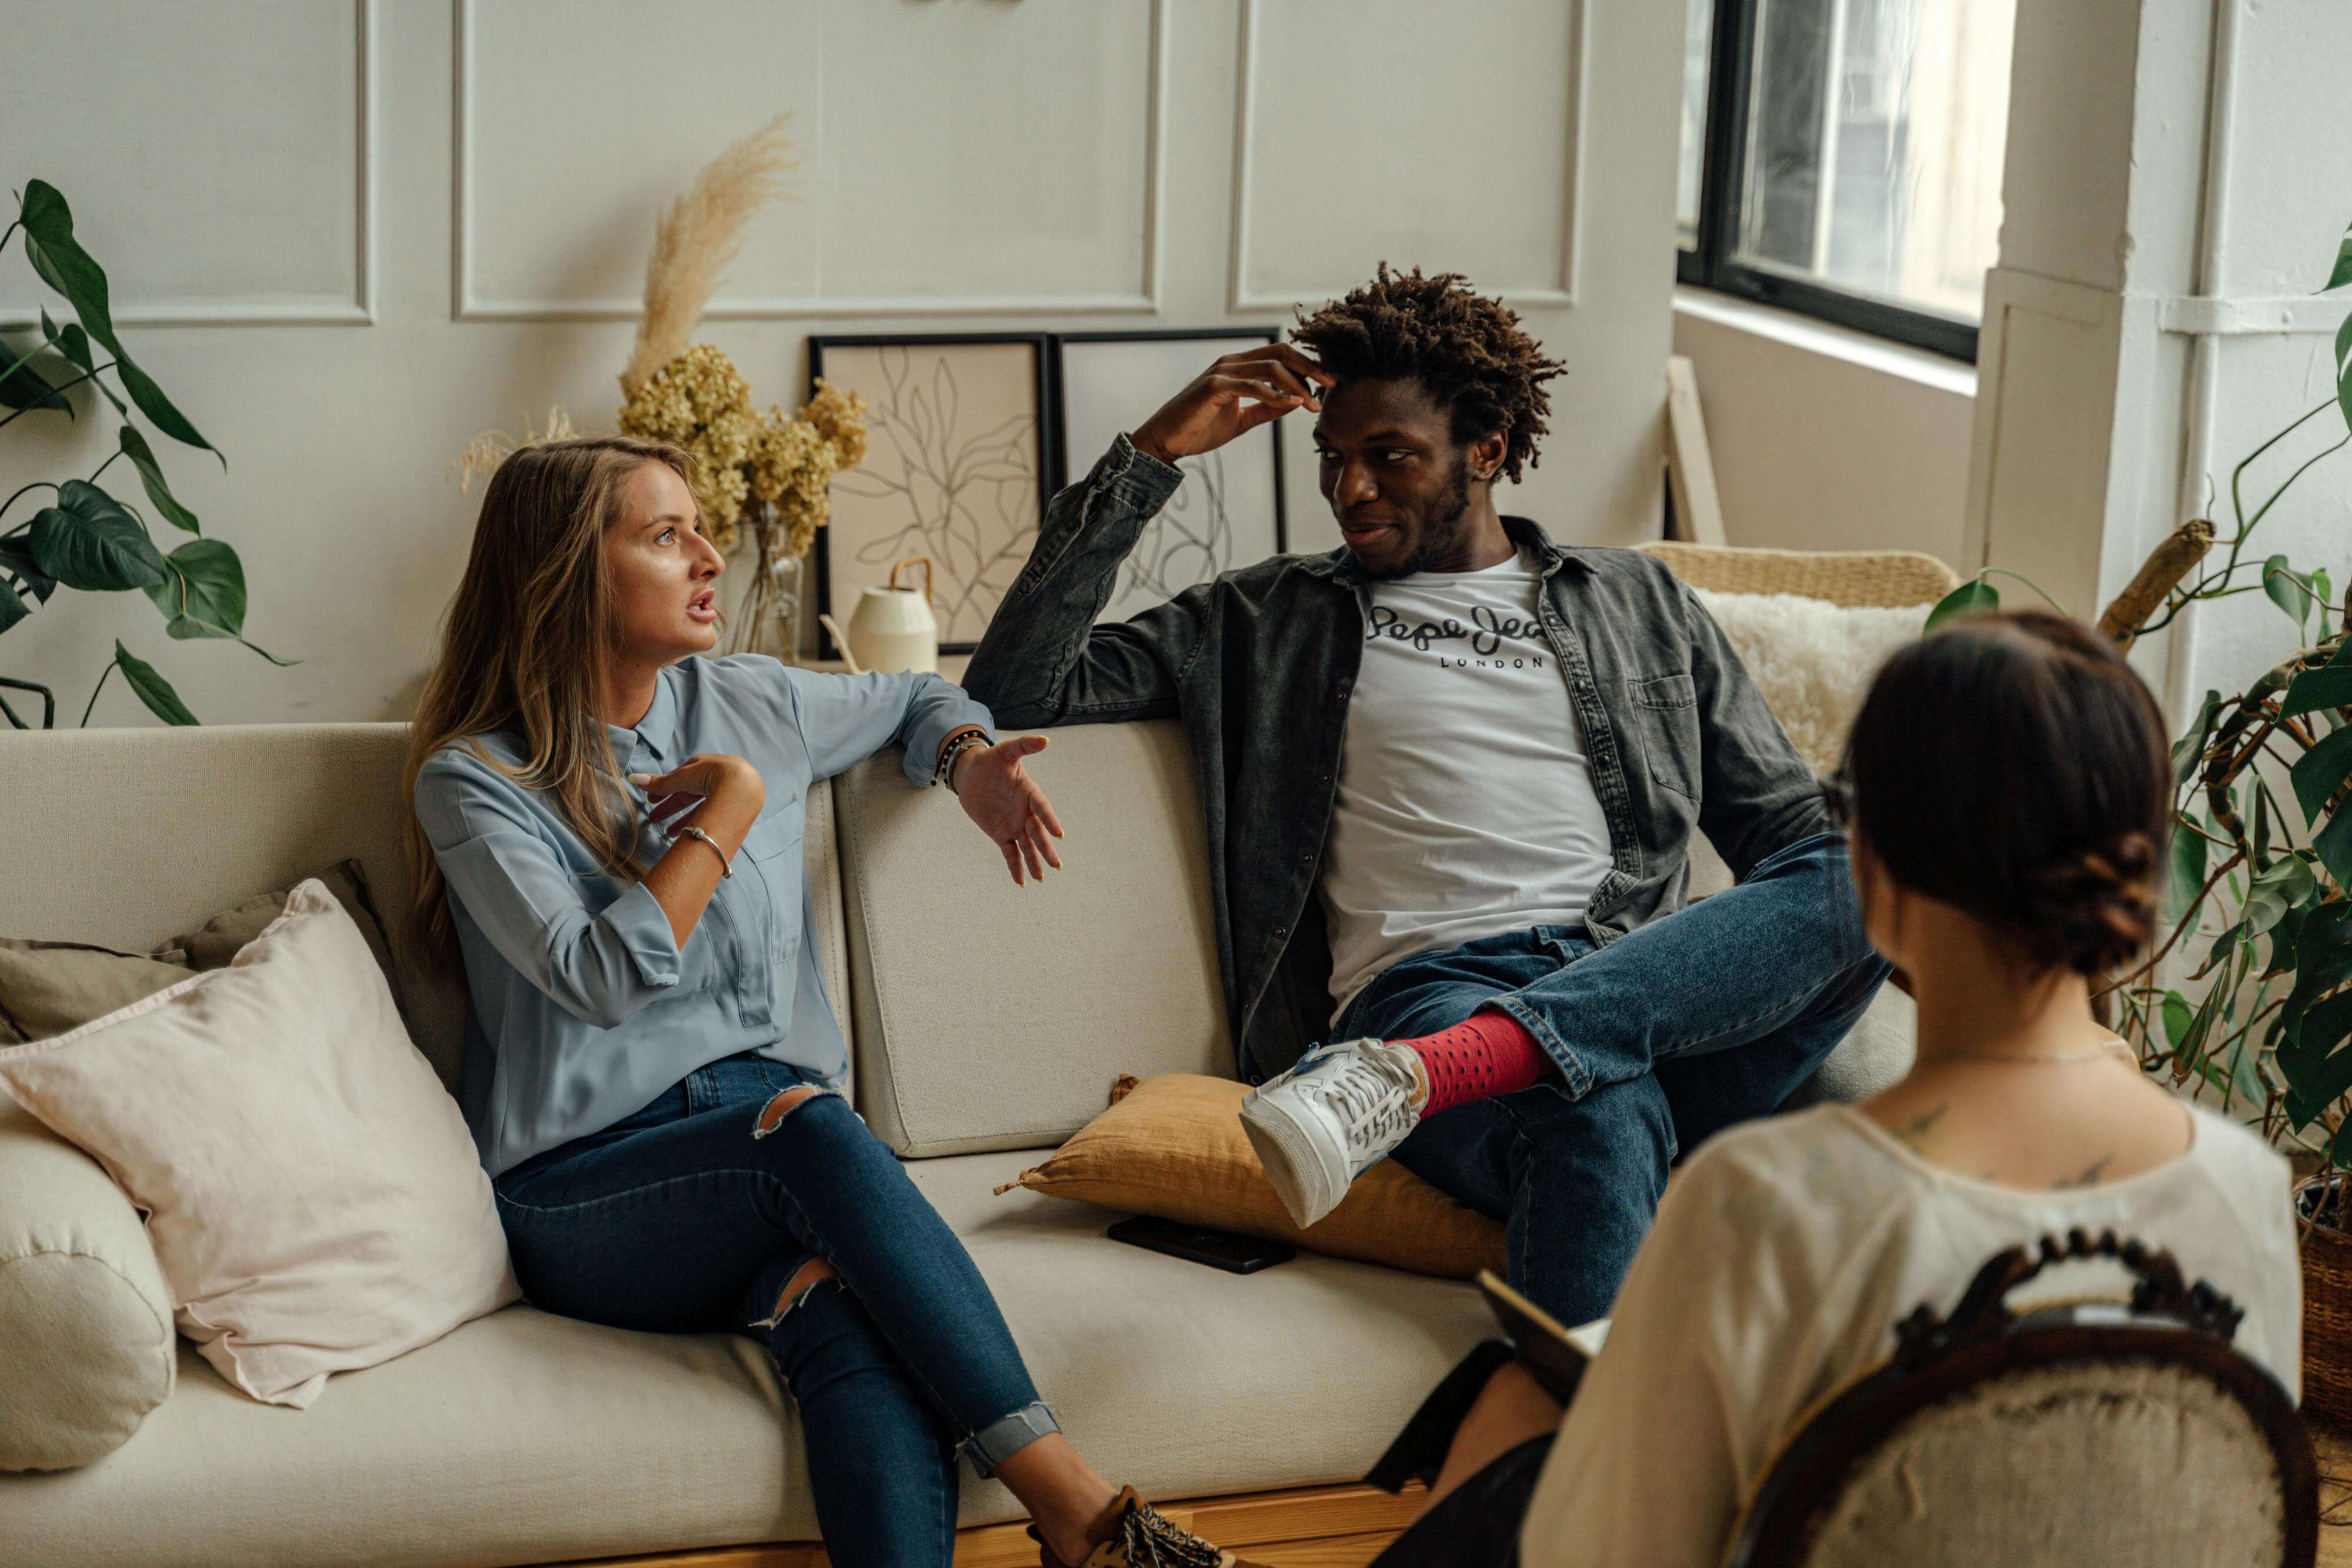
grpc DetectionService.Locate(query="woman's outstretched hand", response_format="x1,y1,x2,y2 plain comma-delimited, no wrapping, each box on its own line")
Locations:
952,735,1065,885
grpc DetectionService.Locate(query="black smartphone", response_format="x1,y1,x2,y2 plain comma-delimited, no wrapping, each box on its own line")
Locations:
1107,1216,1296,1275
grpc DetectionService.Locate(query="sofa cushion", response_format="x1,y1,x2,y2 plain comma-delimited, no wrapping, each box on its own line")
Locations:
1001,1072,1508,1278
837,721,1234,1155
0,1151,1488,1566
0,1100,176,1472
0,883,519,1410
0,859,409,1045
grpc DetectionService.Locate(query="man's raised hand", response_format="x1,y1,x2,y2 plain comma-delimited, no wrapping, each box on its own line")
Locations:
1130,343,1335,466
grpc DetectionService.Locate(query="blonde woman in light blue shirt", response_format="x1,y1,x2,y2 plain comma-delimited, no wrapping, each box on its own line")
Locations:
403,437,1257,1568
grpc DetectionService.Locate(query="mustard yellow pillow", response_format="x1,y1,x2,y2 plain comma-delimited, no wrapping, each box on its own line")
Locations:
998,1072,1508,1279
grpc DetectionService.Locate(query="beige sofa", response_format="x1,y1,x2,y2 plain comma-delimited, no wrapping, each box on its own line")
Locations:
0,717,1915,1566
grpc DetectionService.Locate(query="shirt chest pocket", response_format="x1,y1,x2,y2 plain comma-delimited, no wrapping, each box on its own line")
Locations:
1627,670,1700,802
737,801,807,970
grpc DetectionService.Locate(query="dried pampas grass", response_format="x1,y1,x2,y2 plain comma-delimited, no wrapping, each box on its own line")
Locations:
451,405,579,494
620,113,798,400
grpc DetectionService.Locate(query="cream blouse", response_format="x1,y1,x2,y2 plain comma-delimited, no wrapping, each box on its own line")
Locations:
1518,1101,2300,1567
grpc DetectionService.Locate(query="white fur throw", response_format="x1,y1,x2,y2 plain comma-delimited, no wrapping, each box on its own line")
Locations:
1691,587,1929,776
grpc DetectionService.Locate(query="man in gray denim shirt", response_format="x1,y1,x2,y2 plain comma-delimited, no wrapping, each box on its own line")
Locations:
965,269,1888,1323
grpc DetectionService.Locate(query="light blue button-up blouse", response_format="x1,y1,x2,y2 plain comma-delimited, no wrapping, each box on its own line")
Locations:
413,654,992,1176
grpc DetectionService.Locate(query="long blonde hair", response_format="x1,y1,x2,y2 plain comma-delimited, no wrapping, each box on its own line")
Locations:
402,436,703,971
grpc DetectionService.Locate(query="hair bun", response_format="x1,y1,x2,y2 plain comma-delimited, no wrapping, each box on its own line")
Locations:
2019,833,2160,976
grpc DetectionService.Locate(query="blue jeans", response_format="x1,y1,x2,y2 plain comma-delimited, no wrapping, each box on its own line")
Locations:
1334,833,1890,1326
493,1052,1057,1568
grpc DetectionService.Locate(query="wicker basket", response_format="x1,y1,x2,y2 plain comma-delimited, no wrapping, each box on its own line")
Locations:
1637,541,1960,610
2297,1174,2352,1425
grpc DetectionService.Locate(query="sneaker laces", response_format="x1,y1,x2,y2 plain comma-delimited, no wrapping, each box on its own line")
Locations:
1308,1048,1420,1162
1115,1502,1226,1568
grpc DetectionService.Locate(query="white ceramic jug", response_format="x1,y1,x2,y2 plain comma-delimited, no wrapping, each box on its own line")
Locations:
820,556,939,675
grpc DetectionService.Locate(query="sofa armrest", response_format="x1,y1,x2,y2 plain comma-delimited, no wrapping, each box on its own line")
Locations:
0,1098,176,1470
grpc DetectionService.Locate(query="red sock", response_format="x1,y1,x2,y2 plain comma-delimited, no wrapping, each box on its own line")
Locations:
1396,1011,1548,1115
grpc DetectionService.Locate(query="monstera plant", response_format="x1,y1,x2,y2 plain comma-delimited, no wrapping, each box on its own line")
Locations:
0,179,286,728
1934,217,2352,1174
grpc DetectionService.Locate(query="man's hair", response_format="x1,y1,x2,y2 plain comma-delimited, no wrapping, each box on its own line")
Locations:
1290,264,1566,483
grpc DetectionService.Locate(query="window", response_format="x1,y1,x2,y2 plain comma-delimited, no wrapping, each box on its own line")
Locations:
1678,0,2016,361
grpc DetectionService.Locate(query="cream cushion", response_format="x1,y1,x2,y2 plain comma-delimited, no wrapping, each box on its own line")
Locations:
838,720,1233,1155
0,882,519,1409
0,1151,1490,1567
1689,587,1929,777
0,1099,176,1471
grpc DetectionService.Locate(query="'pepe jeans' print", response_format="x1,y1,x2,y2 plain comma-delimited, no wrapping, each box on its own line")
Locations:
1366,603,1548,667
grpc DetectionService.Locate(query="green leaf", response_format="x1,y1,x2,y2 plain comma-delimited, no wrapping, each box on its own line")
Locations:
2284,641,2352,719
140,540,292,665
2167,819,2208,920
39,307,123,416
27,482,165,591
2253,783,2274,868
111,358,216,463
19,181,117,355
2294,723,2352,824
2284,994,2352,1126
2266,898,2313,979
110,642,197,726
18,182,216,463
2337,307,2352,431
2265,556,2308,629
116,427,198,533
1925,579,1998,633
143,538,243,634
2281,903,2352,1049
0,326,71,415
2321,569,2338,624
0,575,27,634
2162,991,2194,1049
2318,807,2352,891
2327,222,2352,292
0,535,56,604
2174,690,2223,788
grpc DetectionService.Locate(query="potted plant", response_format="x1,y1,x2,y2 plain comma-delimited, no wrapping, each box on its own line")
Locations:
1,180,286,727
1945,219,2352,1417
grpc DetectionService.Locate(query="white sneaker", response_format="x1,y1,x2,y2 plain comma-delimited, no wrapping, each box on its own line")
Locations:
1238,1038,1429,1229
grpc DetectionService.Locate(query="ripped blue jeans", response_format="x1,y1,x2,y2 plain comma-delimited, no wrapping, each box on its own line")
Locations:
493,1051,1056,1567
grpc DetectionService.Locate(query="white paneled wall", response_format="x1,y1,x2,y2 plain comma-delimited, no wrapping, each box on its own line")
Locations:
0,0,1678,726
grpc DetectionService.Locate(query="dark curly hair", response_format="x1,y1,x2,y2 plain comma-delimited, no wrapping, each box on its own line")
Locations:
1289,264,1566,483
1839,610,2171,977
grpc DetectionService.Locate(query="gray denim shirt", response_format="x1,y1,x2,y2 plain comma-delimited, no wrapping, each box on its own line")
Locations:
963,435,1828,1083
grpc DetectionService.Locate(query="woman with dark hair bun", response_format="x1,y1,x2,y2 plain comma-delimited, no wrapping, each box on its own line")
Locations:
1365,611,2303,1567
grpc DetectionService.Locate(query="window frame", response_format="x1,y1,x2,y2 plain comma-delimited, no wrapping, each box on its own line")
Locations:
1678,0,1983,364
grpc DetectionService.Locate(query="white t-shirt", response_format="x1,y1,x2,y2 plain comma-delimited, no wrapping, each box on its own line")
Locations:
1319,550,1613,1015
1518,1102,2301,1567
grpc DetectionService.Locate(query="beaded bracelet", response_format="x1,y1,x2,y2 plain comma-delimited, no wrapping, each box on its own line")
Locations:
935,728,991,793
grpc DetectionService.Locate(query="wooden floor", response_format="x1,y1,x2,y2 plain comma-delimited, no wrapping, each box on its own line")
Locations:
2314,1422,2352,1564
558,1482,1426,1568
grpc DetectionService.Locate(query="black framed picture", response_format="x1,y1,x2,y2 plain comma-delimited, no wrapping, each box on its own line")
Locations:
809,333,1057,658
1051,327,1290,625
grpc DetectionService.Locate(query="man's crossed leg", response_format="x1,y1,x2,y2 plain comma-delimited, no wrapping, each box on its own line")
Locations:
1242,833,1892,1324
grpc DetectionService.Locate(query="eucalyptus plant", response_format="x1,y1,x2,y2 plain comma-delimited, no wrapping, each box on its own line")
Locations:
1933,218,2352,1172
0,179,286,728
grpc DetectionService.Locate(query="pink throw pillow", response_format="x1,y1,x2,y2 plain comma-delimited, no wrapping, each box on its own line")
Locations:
0,880,517,1407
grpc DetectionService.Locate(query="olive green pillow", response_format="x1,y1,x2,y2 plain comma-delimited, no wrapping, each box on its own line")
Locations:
0,861,408,1045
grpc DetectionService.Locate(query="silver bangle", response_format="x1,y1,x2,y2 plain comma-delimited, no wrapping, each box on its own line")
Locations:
676,824,732,878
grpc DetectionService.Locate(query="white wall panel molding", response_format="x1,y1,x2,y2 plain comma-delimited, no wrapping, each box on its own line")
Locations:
1225,0,1588,313
0,0,377,329
2157,294,2347,337
451,0,1168,322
